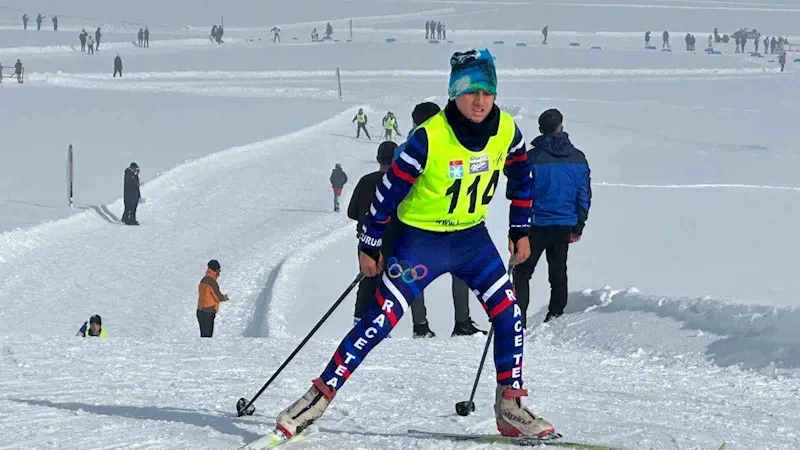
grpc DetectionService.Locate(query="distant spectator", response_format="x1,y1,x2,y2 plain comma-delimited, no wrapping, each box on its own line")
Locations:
113,54,123,77
122,162,141,225
197,260,229,337
330,163,348,212
76,315,107,337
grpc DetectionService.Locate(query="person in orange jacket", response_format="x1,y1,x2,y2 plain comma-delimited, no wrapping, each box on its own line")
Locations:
197,259,229,337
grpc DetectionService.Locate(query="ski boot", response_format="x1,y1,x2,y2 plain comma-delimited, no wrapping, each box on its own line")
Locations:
413,321,436,338
275,378,335,438
451,319,487,337
494,385,555,438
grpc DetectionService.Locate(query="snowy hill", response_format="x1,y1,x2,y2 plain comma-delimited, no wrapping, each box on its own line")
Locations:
1,0,800,448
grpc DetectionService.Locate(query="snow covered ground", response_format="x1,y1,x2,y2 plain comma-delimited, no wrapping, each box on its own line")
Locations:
1,0,799,448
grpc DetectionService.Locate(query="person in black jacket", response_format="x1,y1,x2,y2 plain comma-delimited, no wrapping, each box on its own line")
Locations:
347,141,396,326
113,54,122,77
122,162,141,225
330,163,348,212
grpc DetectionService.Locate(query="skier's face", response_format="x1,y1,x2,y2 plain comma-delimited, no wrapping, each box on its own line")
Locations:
455,90,494,123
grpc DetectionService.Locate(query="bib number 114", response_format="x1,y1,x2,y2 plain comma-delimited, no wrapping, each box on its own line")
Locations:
445,170,500,214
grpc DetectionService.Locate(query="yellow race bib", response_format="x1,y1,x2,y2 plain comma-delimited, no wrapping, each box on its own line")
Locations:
398,111,516,232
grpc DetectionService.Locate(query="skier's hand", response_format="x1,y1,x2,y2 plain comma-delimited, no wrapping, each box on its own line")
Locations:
359,250,383,277
508,237,530,265
569,234,581,243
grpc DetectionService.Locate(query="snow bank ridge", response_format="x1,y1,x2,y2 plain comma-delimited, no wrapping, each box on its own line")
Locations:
558,287,800,373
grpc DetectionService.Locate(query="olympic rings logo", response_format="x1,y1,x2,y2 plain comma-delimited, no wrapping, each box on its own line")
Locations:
386,257,428,284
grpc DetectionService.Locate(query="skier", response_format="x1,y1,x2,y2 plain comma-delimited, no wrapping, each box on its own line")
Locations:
13,59,23,83
330,163,348,212
381,111,402,141
144,27,149,48
76,315,107,337
542,25,549,44
79,29,87,52
52,15,57,31
197,259,229,337
352,108,371,140
87,35,95,55
122,162,141,225
274,47,555,440
95,28,102,50
271,26,281,43
512,109,590,327
22,13,28,30
113,54,123,77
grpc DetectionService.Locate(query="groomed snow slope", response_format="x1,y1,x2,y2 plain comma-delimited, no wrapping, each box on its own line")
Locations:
2,0,800,449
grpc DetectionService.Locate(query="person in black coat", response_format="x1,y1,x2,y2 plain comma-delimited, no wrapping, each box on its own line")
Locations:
122,162,141,225
113,54,122,77
330,163,348,212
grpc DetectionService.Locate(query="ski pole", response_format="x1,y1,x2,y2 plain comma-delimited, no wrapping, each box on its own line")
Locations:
455,262,515,416
236,272,365,417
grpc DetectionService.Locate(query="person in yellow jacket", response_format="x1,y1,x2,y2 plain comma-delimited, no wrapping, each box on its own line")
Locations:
76,314,108,337
381,111,402,141
197,259,229,337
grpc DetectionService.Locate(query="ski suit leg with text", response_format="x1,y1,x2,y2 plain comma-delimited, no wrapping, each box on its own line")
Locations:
318,223,524,392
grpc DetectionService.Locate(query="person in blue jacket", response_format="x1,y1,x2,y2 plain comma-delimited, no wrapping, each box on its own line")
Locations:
512,108,591,326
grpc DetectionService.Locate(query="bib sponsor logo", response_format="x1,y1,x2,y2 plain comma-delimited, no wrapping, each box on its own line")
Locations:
449,160,464,179
469,155,489,174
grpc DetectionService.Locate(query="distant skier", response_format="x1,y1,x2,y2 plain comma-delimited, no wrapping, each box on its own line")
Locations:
79,29,88,52
542,25,549,44
352,108,371,140
113,54,123,77
271,26,281,43
196,259,229,337
144,27,150,47
122,162,141,225
330,163,348,212
381,111,402,141
662,30,670,48
76,315,107,337
14,59,23,83
52,15,57,31
513,109,591,326
95,28,102,50
36,13,43,31
273,47,556,442
22,13,28,30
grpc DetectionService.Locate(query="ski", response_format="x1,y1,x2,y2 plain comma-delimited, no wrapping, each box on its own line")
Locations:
407,429,621,449
237,428,311,450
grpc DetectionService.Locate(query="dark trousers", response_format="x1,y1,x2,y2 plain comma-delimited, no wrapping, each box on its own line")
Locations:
197,309,216,337
122,198,138,224
512,226,571,327
356,123,370,139
113,68,122,77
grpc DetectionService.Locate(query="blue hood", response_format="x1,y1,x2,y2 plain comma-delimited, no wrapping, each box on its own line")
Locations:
530,132,574,158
